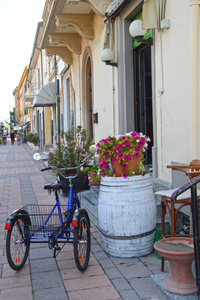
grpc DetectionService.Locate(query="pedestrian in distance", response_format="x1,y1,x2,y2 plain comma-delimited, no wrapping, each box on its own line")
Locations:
10,130,15,145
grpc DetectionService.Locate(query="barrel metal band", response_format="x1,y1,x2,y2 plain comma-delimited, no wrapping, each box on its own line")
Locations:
101,227,156,240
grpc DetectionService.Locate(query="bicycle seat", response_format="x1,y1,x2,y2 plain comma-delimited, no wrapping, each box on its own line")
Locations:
44,182,64,191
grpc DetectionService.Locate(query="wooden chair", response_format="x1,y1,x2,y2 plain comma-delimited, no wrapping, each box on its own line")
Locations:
155,160,200,271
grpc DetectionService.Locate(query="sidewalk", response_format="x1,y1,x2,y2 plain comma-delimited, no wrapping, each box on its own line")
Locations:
0,141,195,300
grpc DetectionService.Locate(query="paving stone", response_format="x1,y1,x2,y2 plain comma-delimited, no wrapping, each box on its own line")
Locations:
2,262,30,277
111,277,132,291
33,286,68,300
60,264,104,280
64,274,113,292
31,270,63,290
129,277,160,299
93,250,110,260
0,274,31,289
105,267,123,280
0,285,33,300
119,289,140,300
29,246,53,260
116,260,153,279
97,258,116,269
68,285,121,300
30,257,58,273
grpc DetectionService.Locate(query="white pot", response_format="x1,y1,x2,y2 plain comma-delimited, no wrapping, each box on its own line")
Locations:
98,174,156,257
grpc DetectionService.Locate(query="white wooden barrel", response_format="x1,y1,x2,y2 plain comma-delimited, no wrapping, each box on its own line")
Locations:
98,174,156,257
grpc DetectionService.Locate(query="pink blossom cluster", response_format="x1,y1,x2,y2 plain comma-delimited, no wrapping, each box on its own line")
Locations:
96,131,149,178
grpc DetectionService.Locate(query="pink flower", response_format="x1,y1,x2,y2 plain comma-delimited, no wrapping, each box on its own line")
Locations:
131,131,138,137
123,172,128,178
124,140,129,146
131,145,136,149
113,157,118,163
136,144,142,151
121,164,128,168
117,144,123,150
117,150,123,157
114,143,118,147
124,154,131,161
134,152,141,158
119,136,125,140
104,153,110,158
102,173,107,177
102,138,108,144
103,161,109,168
96,142,100,148
140,137,146,145
108,136,115,141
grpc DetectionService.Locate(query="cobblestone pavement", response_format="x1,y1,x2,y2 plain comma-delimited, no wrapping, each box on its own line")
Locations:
0,141,174,300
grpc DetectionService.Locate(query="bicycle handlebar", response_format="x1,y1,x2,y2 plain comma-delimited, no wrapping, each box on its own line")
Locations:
41,167,52,172
41,151,93,180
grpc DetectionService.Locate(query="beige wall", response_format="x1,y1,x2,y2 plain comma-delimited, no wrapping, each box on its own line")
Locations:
70,14,115,144
155,0,195,181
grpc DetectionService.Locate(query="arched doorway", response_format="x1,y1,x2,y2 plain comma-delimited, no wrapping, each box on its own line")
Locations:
82,48,93,138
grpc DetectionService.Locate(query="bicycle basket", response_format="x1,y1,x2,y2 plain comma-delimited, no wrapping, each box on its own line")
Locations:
60,174,90,197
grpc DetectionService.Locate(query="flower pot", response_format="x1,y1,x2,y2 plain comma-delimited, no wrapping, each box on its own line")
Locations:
98,174,156,257
111,154,141,177
89,179,100,186
88,171,100,186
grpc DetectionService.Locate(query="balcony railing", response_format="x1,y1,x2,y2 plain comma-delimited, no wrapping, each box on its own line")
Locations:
24,82,42,98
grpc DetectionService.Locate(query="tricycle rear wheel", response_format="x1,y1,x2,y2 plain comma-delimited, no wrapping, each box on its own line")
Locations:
6,216,30,270
73,211,90,271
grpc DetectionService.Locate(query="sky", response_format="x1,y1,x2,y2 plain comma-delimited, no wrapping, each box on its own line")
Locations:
0,0,46,122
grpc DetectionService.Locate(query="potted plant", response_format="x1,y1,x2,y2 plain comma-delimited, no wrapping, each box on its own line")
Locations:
96,131,150,178
84,161,100,186
52,126,94,196
95,131,156,258
26,133,40,149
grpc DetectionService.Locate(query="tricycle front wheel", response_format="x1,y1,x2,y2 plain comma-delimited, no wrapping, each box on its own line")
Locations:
6,216,30,271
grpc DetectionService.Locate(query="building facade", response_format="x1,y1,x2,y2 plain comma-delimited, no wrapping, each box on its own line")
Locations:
13,0,200,192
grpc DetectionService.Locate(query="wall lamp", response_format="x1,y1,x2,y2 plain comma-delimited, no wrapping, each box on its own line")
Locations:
101,48,118,67
129,19,152,45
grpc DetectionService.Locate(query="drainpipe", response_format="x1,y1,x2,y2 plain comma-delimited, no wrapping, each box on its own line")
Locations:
40,51,45,150
55,55,60,143
189,0,200,158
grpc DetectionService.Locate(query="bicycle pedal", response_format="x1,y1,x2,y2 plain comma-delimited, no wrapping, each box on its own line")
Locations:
55,245,61,251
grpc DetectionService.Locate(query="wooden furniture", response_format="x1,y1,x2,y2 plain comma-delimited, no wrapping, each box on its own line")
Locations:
155,160,200,271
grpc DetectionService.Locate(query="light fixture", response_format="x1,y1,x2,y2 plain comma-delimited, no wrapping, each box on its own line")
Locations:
101,48,118,67
129,19,152,45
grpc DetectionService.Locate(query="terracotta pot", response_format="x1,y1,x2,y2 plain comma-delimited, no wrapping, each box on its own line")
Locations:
89,179,100,186
111,155,141,177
